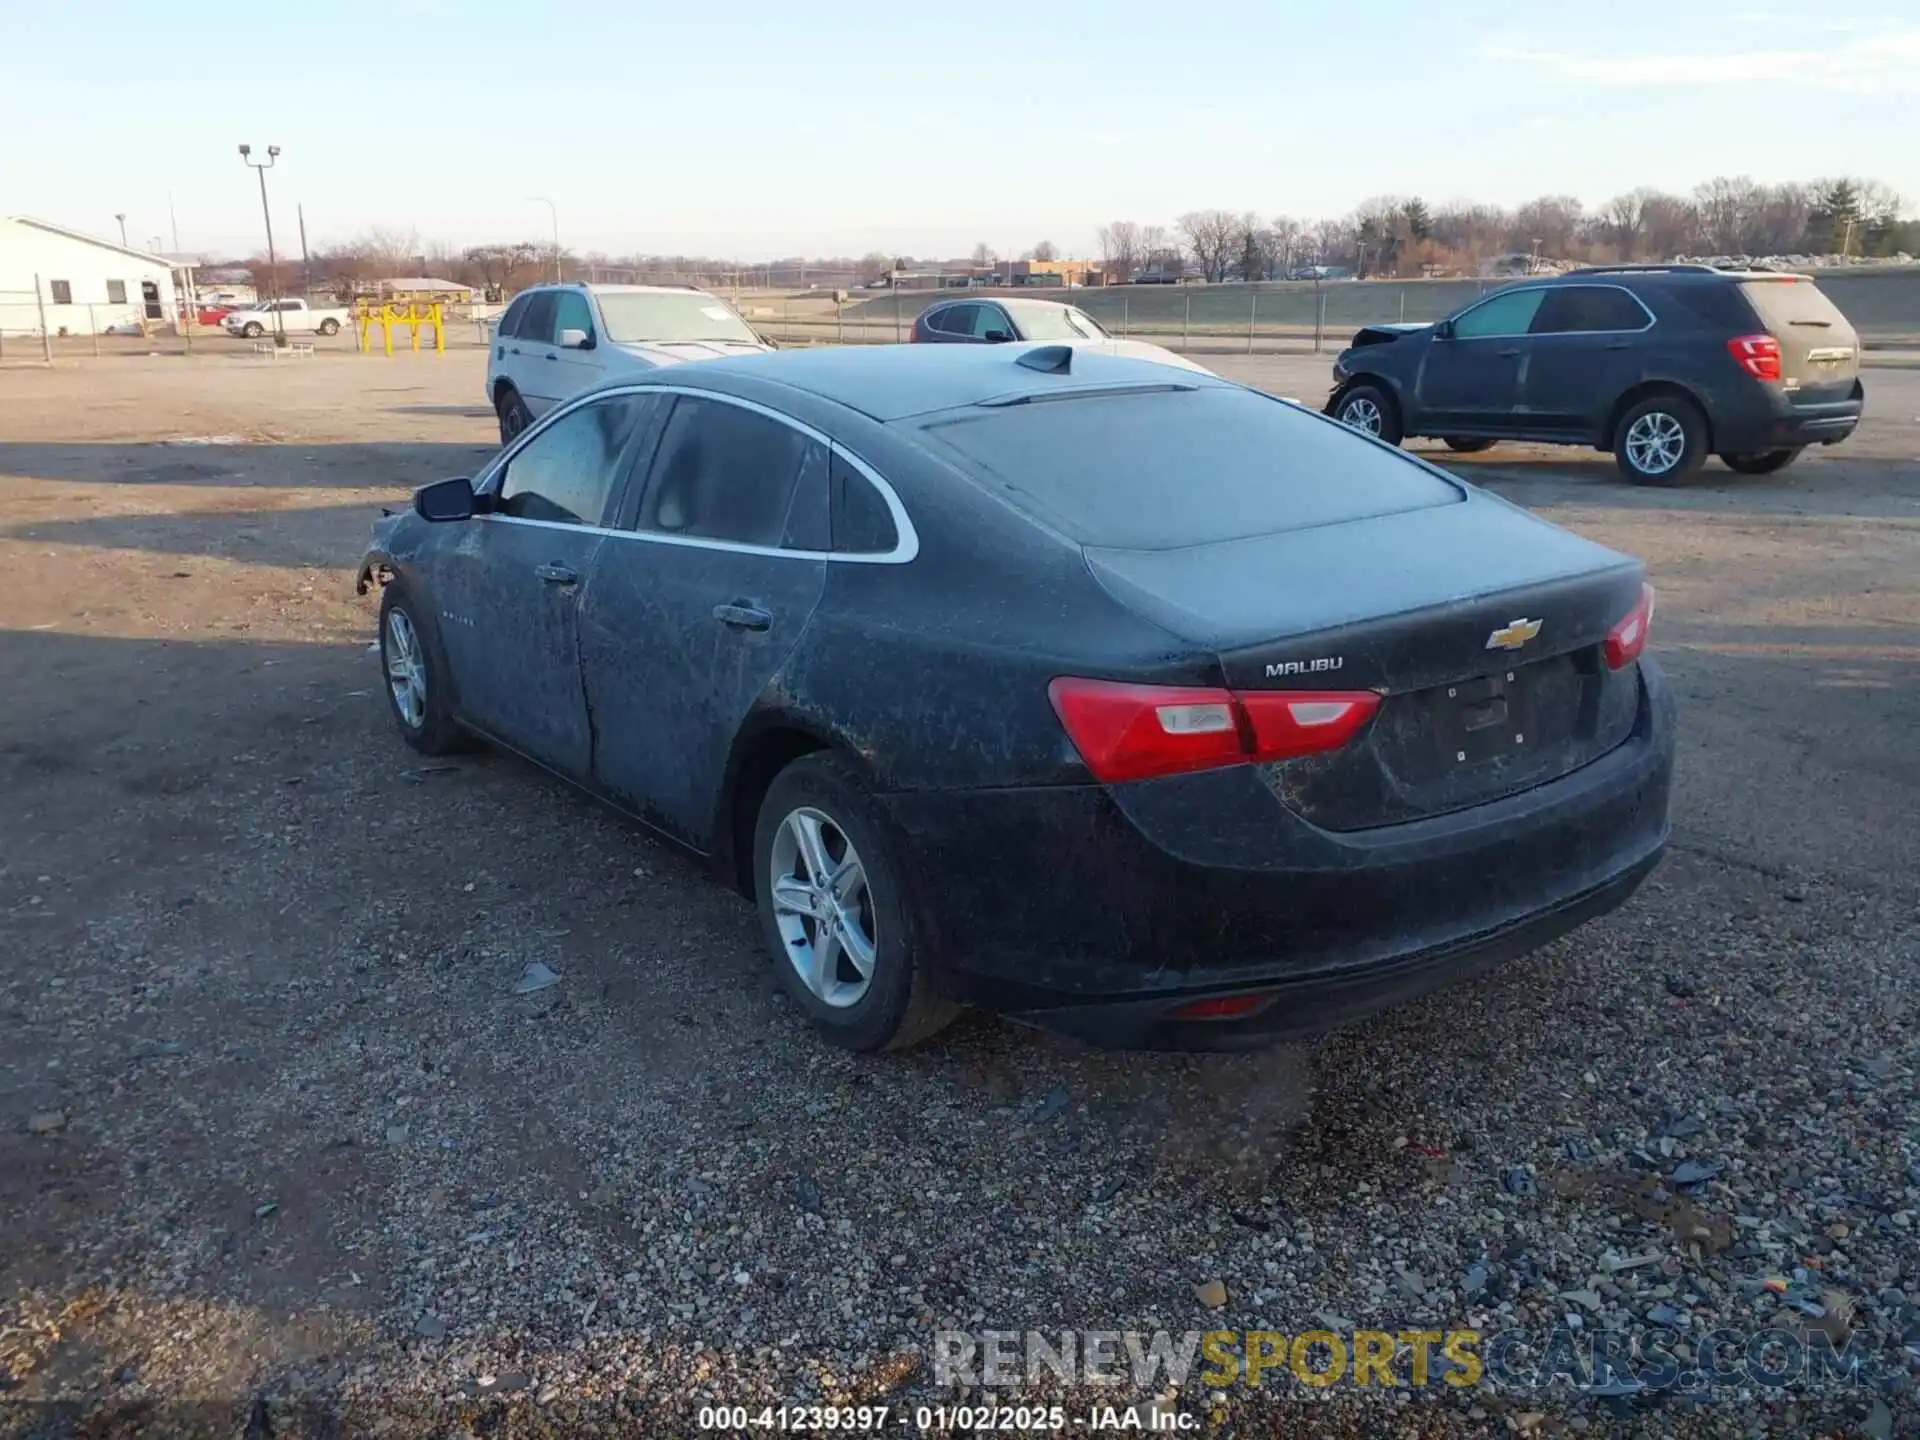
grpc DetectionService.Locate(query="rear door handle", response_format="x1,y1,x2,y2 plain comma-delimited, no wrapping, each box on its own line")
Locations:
713,603,772,631
535,563,578,585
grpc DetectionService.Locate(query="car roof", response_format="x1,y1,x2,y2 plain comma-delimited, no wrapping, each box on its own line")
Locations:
609,343,1233,423
524,282,709,296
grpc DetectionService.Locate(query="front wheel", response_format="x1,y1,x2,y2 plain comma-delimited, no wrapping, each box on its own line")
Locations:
377,582,463,755
1722,448,1802,475
1333,384,1403,445
1613,395,1707,486
242,321,264,339
753,754,959,1052
1444,437,1496,453
317,318,341,336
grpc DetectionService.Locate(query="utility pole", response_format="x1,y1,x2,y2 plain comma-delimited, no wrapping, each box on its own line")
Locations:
530,198,560,282
169,192,180,253
238,143,286,345
298,203,312,297
115,213,128,247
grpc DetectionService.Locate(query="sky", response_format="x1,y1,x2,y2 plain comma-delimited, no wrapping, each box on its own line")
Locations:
2,0,1917,262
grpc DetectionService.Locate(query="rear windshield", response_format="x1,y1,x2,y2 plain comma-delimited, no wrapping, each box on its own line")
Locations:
1738,279,1855,336
917,387,1459,550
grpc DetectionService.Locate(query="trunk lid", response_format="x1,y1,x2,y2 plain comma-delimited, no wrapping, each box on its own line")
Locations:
1084,495,1646,830
1738,276,1860,404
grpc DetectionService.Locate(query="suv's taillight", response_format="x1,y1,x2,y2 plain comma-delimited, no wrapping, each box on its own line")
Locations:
1727,333,1781,382
1047,677,1381,783
1604,582,1656,671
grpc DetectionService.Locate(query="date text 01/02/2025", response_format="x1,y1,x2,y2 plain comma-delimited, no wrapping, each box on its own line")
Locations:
696,1403,1195,1431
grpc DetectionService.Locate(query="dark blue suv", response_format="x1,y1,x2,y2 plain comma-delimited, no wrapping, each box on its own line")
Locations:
1326,265,1864,484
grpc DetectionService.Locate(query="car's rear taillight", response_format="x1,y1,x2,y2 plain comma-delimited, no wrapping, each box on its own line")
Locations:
1604,582,1656,670
1727,333,1781,381
1169,992,1276,1021
1046,677,1381,783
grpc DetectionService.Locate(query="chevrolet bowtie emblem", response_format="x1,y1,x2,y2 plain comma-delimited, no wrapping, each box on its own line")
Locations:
1486,618,1542,651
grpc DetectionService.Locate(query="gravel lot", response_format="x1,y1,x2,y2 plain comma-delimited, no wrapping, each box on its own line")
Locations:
2,351,1917,1438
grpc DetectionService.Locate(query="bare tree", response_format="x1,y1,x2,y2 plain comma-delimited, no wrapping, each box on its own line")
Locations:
1098,221,1142,281
969,241,997,268
1692,176,1765,253
1639,194,1699,259
1031,239,1059,262
1269,216,1302,278
461,242,543,299
1509,195,1584,259
1140,224,1176,276
1431,202,1509,266
1177,209,1238,282
1599,190,1651,260
857,251,892,284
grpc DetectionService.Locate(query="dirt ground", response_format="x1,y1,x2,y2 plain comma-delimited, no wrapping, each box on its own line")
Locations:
2,349,1917,1438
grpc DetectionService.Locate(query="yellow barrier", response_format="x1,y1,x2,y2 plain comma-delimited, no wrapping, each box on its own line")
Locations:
356,299,446,355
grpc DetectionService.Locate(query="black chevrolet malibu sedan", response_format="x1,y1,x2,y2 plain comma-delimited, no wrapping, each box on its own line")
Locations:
357,343,1674,1052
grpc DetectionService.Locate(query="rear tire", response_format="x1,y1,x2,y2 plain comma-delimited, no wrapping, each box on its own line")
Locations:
1443,437,1496,453
1613,395,1707,486
377,581,464,756
753,753,959,1053
1721,448,1802,475
495,386,532,447
1334,384,1403,445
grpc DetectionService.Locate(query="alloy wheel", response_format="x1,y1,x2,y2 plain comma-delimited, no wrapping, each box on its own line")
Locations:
1625,411,1686,475
385,609,427,729
768,806,876,1009
1340,396,1383,435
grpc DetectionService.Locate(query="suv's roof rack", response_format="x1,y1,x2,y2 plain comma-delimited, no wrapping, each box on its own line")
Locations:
1565,264,1723,276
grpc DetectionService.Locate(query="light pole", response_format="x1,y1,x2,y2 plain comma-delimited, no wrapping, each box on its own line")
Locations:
115,213,128,247
530,197,560,282
238,143,286,345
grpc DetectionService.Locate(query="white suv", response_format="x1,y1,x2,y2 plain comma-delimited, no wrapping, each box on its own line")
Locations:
485,283,771,444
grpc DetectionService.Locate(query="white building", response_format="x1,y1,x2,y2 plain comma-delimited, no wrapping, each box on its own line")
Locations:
0,216,196,336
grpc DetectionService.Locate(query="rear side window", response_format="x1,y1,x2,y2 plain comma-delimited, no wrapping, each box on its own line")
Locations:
1530,286,1649,334
831,453,899,554
929,304,976,336
498,395,645,525
1657,282,1757,330
1738,279,1854,335
919,388,1458,550
636,396,825,549
517,292,558,345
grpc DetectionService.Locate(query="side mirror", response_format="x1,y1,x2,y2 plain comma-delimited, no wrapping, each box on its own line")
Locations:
984,329,1014,344
1433,319,1455,340
559,327,593,349
415,476,477,523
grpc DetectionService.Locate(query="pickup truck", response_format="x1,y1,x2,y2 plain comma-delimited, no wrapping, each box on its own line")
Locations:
222,298,350,338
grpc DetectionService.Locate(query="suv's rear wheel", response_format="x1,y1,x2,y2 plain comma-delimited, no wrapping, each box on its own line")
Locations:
1334,384,1403,445
1722,448,1802,476
1443,437,1496,453
495,386,532,447
1614,395,1707,486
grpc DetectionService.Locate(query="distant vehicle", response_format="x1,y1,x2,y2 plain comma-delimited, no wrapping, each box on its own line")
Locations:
909,296,1213,374
1326,266,1863,483
221,297,348,339
357,344,1672,1053
1130,270,1181,284
487,283,771,445
192,303,239,326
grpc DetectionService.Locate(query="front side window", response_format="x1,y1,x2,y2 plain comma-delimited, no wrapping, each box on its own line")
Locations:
635,397,822,548
497,395,644,525
1449,288,1545,339
552,290,594,341
517,292,558,346
970,306,1015,340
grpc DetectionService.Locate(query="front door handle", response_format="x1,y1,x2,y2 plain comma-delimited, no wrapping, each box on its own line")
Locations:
713,603,772,631
535,563,578,585
544,352,558,361
508,346,520,355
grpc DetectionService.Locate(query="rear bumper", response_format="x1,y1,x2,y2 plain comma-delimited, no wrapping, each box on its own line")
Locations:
882,659,1674,1051
1715,391,1862,453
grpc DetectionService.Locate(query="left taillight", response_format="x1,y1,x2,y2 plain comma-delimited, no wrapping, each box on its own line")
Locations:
1727,333,1781,382
1046,677,1381,784
1604,581,1656,670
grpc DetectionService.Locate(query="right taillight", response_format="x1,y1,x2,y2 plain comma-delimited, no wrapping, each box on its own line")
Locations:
1727,333,1781,381
1047,677,1380,784
1605,582,1656,670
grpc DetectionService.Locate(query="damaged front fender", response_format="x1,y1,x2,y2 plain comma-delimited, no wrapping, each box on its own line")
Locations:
355,511,409,595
